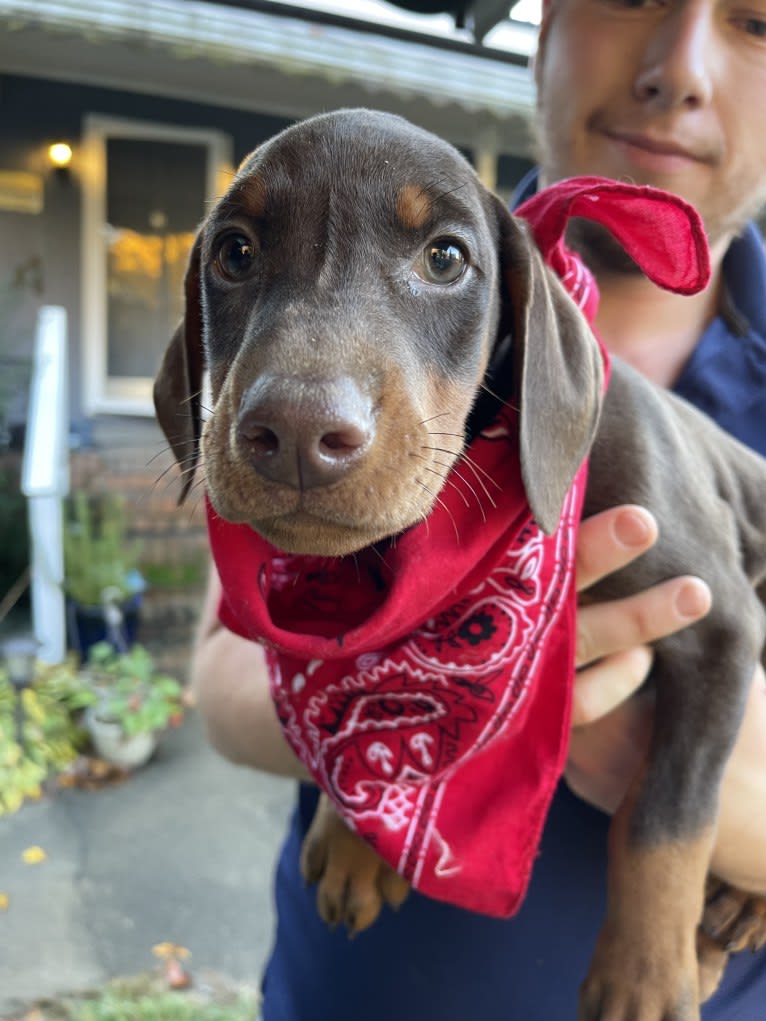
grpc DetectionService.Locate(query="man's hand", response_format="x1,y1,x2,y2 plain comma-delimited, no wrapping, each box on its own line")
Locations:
569,505,711,812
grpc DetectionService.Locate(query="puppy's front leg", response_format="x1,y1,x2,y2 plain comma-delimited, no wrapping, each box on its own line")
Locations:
301,794,410,936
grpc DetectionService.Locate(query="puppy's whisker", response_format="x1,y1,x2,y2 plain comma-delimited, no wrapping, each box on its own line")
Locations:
153,449,200,477
431,450,499,512
152,461,184,489
431,461,487,521
186,477,210,521
188,471,208,492
477,381,507,403
418,411,455,427
151,457,199,498
155,469,191,501
147,444,182,466
420,444,500,510
366,544,391,573
421,443,463,459
417,461,470,509
479,387,520,414
177,390,215,417
457,455,502,505
159,456,203,496
186,491,205,525
159,422,198,441
178,459,201,480
349,550,363,583
422,463,488,526
179,387,204,404
416,481,460,544
174,454,202,472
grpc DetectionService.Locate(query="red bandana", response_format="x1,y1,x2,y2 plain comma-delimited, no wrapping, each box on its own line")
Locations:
207,178,709,917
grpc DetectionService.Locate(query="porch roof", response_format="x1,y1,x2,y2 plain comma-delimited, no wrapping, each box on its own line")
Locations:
0,0,537,149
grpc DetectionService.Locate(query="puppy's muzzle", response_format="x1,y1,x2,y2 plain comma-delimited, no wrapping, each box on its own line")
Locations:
236,375,375,490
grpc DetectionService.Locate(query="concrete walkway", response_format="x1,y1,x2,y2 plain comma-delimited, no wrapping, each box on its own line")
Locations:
0,712,293,1017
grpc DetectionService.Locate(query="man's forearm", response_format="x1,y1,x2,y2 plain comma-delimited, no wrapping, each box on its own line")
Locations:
191,627,310,779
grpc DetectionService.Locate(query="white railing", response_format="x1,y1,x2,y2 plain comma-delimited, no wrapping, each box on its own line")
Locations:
21,305,69,663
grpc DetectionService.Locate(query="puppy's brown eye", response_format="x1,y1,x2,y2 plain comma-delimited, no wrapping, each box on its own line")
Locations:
216,233,256,280
416,238,467,284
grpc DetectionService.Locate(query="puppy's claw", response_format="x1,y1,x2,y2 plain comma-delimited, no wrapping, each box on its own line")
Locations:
378,866,410,911
344,882,392,935
317,881,344,930
300,835,327,886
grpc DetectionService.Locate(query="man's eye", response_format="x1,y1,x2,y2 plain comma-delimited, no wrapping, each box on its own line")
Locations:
215,233,257,280
740,15,766,37
602,0,665,10
416,238,468,284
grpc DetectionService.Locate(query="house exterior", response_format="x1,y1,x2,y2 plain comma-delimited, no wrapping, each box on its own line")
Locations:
0,0,537,667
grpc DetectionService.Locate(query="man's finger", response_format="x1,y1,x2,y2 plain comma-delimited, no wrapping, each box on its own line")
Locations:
576,505,658,592
571,646,654,726
576,575,712,669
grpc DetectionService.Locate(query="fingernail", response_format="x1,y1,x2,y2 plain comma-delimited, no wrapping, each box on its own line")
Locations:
614,509,655,548
675,579,711,619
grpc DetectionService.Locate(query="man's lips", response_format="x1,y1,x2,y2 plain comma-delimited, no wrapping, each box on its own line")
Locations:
602,129,711,171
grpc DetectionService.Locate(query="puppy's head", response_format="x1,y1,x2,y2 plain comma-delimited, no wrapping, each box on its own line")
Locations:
154,109,601,553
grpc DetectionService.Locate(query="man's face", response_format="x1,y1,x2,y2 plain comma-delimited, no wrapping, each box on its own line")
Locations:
534,0,766,250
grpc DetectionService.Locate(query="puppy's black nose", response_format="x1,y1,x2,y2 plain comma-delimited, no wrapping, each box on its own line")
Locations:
236,375,374,489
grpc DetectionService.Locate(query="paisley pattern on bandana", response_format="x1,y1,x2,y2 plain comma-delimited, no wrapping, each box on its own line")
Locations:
267,481,581,907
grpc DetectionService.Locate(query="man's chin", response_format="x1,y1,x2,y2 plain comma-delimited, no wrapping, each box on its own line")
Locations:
565,217,644,276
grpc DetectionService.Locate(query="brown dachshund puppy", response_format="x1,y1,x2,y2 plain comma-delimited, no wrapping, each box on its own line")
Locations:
155,109,766,1021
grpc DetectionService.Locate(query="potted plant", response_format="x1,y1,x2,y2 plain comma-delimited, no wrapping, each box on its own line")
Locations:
0,653,91,816
63,491,146,655
80,641,184,769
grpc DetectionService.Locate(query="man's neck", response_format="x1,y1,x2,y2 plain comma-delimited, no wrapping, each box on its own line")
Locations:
594,241,727,388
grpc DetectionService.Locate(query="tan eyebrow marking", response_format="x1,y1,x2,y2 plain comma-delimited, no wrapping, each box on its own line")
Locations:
395,184,432,230
236,170,267,219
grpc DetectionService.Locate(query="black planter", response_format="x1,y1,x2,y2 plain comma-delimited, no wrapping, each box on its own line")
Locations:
66,595,142,659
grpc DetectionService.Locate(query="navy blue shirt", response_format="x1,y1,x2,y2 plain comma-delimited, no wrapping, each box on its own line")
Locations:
260,209,766,1020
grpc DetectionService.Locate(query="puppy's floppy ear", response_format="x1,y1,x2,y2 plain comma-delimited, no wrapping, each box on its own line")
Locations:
153,233,205,504
492,196,603,534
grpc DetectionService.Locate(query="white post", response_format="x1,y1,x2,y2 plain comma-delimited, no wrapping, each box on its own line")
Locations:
21,306,70,664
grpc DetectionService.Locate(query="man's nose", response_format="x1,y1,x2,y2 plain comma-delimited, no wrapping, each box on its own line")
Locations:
633,0,715,110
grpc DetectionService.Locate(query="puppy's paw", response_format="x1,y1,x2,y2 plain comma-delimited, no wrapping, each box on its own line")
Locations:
701,877,766,953
579,924,699,1021
300,794,410,936
695,877,766,1001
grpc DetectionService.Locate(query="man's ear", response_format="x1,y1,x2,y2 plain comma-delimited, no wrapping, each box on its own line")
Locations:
491,195,603,534
153,233,205,503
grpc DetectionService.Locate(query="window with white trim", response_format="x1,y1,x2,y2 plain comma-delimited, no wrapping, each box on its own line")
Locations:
82,116,230,415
